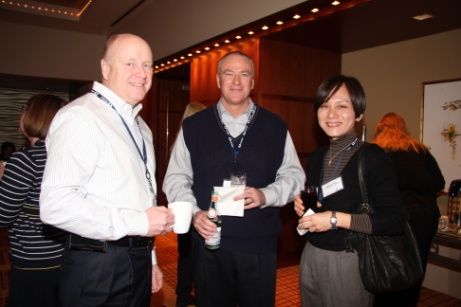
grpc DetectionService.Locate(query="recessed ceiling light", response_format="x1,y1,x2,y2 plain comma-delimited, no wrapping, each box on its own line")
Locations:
412,13,434,21
311,8,319,13
293,14,301,19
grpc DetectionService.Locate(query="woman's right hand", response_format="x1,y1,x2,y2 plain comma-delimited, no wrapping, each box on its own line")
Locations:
294,194,305,217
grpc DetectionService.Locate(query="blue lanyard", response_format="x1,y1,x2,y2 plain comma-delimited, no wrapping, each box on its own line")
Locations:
91,89,154,194
219,104,257,170
318,137,359,201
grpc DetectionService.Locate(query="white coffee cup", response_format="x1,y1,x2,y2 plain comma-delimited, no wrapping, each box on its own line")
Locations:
168,201,193,234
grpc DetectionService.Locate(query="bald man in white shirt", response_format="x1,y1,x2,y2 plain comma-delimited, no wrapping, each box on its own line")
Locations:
40,33,174,307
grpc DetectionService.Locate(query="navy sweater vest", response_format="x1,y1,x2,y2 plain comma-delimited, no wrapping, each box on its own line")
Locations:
183,104,287,253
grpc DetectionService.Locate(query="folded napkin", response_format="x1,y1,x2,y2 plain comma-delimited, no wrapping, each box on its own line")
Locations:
297,209,315,236
214,186,245,217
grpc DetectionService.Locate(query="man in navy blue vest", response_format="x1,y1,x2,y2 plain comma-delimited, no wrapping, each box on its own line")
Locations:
163,51,305,307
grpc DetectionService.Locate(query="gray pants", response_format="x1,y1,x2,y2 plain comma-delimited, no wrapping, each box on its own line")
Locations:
299,241,374,307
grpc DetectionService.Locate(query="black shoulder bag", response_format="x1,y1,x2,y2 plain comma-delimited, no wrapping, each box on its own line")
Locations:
345,144,424,293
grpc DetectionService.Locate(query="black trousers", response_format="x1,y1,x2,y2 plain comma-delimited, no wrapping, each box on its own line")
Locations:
9,266,61,307
59,243,152,307
176,230,194,304
191,238,277,307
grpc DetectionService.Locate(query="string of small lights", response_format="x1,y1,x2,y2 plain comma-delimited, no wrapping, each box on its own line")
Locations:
153,0,364,74
0,0,93,20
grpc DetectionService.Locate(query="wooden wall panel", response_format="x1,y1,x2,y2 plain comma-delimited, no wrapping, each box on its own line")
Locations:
145,78,190,205
258,38,340,165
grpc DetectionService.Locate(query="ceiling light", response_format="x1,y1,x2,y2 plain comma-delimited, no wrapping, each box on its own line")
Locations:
293,14,301,19
224,39,230,43
204,46,210,50
412,13,434,21
332,1,340,5
276,20,283,25
261,25,269,30
236,35,242,39
0,0,93,20
311,8,319,13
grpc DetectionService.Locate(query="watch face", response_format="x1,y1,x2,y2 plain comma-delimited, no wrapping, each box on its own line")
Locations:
330,212,337,229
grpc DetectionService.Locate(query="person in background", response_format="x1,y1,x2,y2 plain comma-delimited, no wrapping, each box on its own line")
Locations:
372,112,445,307
0,94,67,307
294,75,407,307
40,33,174,307
170,102,206,307
163,51,305,307
0,141,16,161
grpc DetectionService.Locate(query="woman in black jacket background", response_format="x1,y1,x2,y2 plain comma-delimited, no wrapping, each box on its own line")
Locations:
373,112,445,307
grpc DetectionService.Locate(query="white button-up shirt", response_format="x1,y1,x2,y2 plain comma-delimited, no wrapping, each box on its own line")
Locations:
40,81,157,261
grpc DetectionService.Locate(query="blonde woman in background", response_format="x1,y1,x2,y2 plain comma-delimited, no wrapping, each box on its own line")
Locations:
171,102,206,307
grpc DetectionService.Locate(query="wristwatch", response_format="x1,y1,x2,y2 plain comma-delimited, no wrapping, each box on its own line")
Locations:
330,211,337,230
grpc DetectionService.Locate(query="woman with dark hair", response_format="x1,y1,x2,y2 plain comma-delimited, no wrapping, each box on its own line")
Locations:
294,75,407,306
0,94,68,307
372,112,445,307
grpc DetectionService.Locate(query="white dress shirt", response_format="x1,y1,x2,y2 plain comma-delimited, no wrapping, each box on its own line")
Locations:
163,99,305,214
40,82,158,262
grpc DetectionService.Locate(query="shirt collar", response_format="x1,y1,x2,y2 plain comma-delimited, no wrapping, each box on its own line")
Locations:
217,98,254,119
92,81,143,119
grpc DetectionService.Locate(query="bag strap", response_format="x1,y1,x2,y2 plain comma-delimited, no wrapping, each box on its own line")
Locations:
345,142,371,253
358,143,369,204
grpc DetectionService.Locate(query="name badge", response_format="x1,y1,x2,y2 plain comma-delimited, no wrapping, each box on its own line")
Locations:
322,176,344,198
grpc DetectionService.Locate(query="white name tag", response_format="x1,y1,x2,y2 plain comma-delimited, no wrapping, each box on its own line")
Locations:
322,176,344,198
